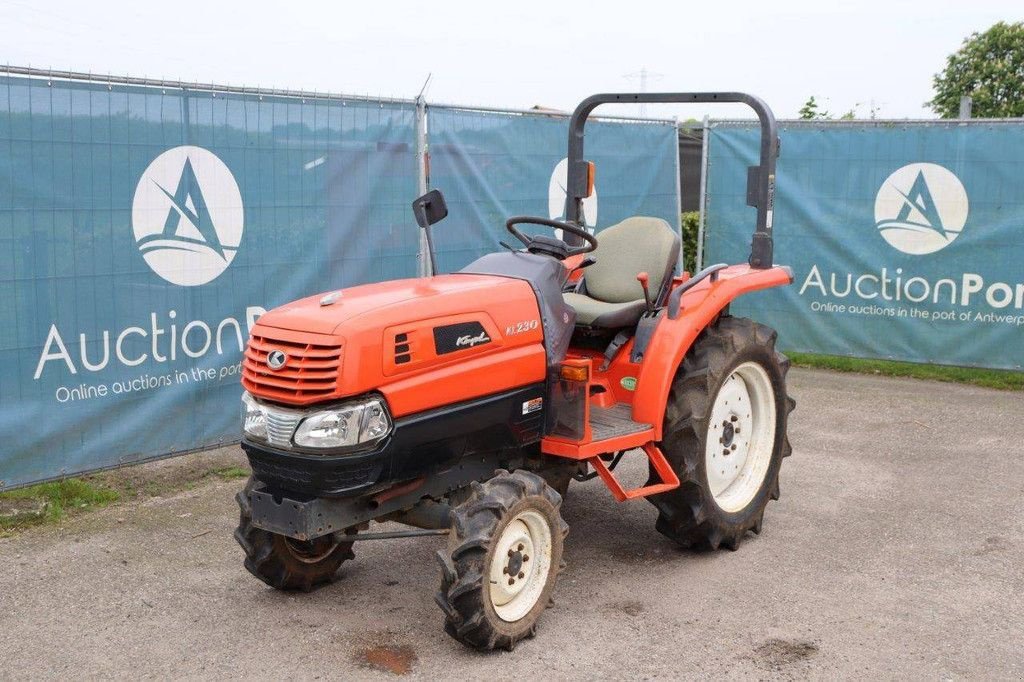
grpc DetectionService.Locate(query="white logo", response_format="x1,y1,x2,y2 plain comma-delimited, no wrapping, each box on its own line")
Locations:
132,146,244,286
548,157,598,226
456,332,490,347
874,163,968,255
266,350,288,370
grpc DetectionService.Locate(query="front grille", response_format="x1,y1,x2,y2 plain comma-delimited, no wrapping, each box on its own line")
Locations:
263,405,303,448
243,332,342,403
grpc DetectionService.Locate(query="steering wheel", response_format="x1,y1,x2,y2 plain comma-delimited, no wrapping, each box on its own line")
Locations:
505,216,598,260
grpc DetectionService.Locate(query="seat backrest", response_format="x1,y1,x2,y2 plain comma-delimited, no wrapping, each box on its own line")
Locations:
583,216,681,304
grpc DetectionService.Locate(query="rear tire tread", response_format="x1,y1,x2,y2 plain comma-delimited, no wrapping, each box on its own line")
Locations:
649,316,795,551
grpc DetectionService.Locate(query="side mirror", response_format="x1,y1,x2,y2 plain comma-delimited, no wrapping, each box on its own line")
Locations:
412,189,448,228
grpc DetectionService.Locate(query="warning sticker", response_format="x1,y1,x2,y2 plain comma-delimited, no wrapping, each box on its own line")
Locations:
522,397,543,415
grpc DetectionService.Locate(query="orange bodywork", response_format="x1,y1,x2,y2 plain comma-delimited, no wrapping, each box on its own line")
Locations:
242,261,790,503
632,264,792,439
540,263,793,457
561,253,587,286
243,275,546,418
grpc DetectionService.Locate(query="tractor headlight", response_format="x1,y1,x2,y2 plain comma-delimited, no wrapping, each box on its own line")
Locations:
293,397,393,449
241,391,268,440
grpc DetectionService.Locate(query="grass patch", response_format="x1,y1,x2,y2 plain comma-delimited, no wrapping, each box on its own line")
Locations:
0,459,250,536
789,352,1024,391
0,479,121,533
210,466,250,480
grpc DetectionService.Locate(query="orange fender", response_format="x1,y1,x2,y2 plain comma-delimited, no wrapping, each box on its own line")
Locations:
631,264,793,438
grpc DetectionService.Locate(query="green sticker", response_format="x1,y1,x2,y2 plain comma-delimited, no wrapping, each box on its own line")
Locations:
620,376,637,391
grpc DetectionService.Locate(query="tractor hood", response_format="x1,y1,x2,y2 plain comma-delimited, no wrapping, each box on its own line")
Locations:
244,271,550,413
255,274,529,336
243,253,576,415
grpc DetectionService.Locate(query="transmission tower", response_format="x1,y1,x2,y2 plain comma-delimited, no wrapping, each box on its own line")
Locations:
623,67,664,116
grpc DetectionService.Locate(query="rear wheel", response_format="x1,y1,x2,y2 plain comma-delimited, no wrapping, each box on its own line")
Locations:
435,470,568,651
648,316,794,550
233,477,355,591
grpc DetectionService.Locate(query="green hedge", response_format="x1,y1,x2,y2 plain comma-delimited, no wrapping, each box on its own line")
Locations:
681,211,699,274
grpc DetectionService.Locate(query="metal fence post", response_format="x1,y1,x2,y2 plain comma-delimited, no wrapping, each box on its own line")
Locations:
673,116,684,272
959,96,973,119
695,115,710,271
414,95,431,277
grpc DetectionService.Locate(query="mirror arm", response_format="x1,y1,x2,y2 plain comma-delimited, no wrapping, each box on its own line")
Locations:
412,190,448,276
423,224,439,276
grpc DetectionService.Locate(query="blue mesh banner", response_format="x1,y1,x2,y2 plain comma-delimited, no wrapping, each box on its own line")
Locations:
427,107,680,272
0,76,682,489
703,120,1024,370
0,75,418,488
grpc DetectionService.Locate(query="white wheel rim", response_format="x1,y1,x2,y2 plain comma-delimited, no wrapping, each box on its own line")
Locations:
705,361,777,513
488,509,553,622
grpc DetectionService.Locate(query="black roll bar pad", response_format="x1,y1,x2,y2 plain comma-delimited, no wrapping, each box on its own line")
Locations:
564,92,779,269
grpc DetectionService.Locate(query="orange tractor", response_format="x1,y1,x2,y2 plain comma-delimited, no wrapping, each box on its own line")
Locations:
234,92,794,650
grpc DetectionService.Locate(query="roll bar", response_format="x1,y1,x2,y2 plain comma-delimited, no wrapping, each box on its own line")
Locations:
564,92,779,268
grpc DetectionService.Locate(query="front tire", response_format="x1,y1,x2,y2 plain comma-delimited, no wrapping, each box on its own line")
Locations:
435,470,568,651
649,316,795,550
233,477,355,591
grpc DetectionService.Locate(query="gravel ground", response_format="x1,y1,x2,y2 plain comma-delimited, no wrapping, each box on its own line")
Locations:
1,367,1022,680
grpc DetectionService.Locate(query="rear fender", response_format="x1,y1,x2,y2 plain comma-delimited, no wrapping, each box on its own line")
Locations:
632,264,793,438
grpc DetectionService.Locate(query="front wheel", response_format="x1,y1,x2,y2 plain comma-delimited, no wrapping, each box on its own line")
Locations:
233,477,355,591
435,470,568,651
648,316,795,550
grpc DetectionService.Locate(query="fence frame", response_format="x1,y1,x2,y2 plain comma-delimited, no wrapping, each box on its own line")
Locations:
694,116,1024,265
0,65,684,489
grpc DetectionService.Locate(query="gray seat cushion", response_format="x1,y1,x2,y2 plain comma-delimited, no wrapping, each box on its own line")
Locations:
563,293,648,327
563,216,680,329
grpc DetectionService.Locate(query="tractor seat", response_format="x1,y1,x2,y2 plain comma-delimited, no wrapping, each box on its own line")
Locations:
563,216,680,329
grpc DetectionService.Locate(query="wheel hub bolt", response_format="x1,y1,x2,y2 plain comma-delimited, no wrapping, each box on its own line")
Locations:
722,421,735,447
506,549,525,577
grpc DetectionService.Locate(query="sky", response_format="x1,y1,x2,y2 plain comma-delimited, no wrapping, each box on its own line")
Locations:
0,0,1021,120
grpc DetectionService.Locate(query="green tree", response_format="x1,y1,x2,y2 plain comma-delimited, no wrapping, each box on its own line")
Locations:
800,96,868,120
929,21,1024,118
798,96,829,120
838,103,864,120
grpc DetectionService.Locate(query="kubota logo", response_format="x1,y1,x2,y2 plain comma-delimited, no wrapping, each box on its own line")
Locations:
874,163,968,255
132,146,244,286
266,350,288,370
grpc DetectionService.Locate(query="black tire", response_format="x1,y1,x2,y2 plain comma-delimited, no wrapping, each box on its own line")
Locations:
233,477,355,591
648,316,795,550
435,470,568,651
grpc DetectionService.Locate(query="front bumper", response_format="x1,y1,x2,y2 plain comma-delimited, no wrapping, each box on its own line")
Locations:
242,383,546,499
242,437,388,498
245,451,514,540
